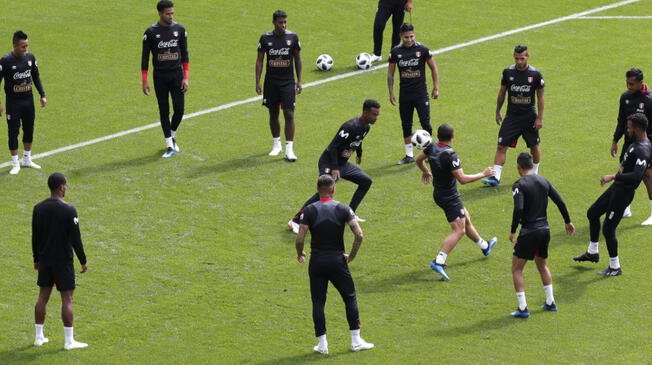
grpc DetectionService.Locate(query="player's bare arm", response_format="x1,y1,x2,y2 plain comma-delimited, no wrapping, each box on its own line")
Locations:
452,167,495,185
427,57,439,99
345,219,364,263
387,62,397,105
415,151,432,184
496,84,507,124
534,87,544,130
294,51,302,94
255,51,264,95
295,224,308,263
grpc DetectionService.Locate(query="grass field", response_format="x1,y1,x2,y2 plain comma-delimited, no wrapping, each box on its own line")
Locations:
2,0,652,363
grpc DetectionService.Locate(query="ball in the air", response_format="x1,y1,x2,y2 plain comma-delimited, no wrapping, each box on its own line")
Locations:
412,129,432,150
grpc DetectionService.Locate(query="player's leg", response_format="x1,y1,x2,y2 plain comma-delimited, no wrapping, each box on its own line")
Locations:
6,103,21,174
598,188,633,276
55,263,86,350
34,265,54,346
575,186,612,262
372,4,392,60
309,258,329,354
484,119,517,186
511,256,530,317
430,213,465,280
390,4,405,50
264,81,283,156
463,208,497,256
20,100,40,168
533,230,556,310
397,100,416,165
415,97,432,135
281,83,297,162
524,124,541,174
154,74,175,157
169,70,185,153
640,168,652,225
339,163,372,218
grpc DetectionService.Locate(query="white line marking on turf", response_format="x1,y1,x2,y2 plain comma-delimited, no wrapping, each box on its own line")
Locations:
577,15,652,19
0,0,639,169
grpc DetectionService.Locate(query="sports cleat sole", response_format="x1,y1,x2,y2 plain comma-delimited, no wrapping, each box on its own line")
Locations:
483,236,498,256
541,303,558,312
429,261,450,281
510,308,530,318
481,178,500,187
573,252,599,263
313,345,329,355
597,267,622,276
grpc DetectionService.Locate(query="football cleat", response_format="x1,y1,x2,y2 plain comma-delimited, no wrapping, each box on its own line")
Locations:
481,176,500,187
482,237,498,256
172,138,181,153
351,339,374,352
622,206,632,218
21,157,41,169
34,337,49,346
64,340,88,350
396,155,415,165
313,345,329,355
268,144,282,156
354,215,366,223
162,147,176,159
573,251,599,263
510,307,530,318
541,302,558,312
285,150,297,162
641,216,652,226
287,219,299,234
597,267,622,276
369,54,381,63
429,261,450,281
9,161,20,175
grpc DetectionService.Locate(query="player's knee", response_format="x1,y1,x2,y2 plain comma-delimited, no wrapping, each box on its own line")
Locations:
360,177,372,189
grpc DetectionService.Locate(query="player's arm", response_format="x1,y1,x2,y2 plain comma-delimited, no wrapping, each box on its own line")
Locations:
255,45,265,95
495,84,507,125
355,141,363,165
614,150,648,184
426,56,439,99
295,224,308,263
0,61,4,116
612,95,627,157
293,39,302,94
387,61,397,105
510,182,524,243
534,87,544,130
548,183,575,236
346,218,364,263
31,56,46,107
452,168,494,184
180,27,189,92
141,30,151,95
69,208,88,272
415,151,432,184
32,206,39,269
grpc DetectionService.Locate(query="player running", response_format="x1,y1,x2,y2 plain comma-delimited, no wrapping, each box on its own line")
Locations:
482,45,544,187
574,113,652,276
288,100,380,233
0,30,46,175
141,0,189,159
509,152,574,318
387,23,439,165
416,123,497,280
610,68,652,223
256,10,302,162
295,174,374,354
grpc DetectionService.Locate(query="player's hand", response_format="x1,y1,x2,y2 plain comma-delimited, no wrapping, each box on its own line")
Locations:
296,82,302,95
142,81,150,96
610,143,618,158
509,233,516,244
80,264,88,273
600,174,615,186
565,222,575,236
534,118,543,130
421,171,432,184
431,88,439,100
256,83,262,95
389,93,397,106
40,97,47,108
483,167,496,177
405,1,413,11
344,253,354,263
331,169,340,181
181,79,189,93
495,112,502,125
356,155,362,165
297,252,306,263
33,262,39,270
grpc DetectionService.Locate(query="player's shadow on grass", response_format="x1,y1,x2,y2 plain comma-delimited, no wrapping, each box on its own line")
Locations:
66,151,161,177
0,344,65,364
364,163,417,179
433,315,522,337
189,152,280,177
252,348,357,365
357,269,435,294
555,266,608,303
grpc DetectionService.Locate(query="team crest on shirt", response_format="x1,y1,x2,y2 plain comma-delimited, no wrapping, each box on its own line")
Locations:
27,60,32,67
640,102,645,109
286,40,292,46
173,31,178,37
156,34,161,38
626,99,630,104
267,42,272,46
398,54,402,58
11,65,16,69
528,76,533,83
509,76,514,81
416,51,421,57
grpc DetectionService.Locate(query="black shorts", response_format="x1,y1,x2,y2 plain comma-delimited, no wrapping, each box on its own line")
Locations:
434,194,466,223
263,80,295,110
6,97,35,149
513,228,550,260
498,114,540,148
399,95,431,138
37,262,76,291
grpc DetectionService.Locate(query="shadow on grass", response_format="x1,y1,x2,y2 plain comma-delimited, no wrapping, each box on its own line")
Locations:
188,152,281,177
67,150,161,176
252,347,357,365
363,162,417,179
0,344,65,364
555,265,609,303
433,314,522,337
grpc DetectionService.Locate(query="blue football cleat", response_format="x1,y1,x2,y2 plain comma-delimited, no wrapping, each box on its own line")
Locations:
429,261,450,281
510,307,530,318
482,236,498,256
481,176,500,187
162,147,176,159
541,302,558,312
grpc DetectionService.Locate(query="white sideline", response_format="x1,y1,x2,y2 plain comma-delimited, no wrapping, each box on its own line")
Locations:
577,15,652,19
0,0,639,169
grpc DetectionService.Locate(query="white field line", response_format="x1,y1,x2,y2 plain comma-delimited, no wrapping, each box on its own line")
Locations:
577,15,652,19
0,0,639,169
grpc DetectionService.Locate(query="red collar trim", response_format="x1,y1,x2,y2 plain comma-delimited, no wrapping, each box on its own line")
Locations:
437,142,449,147
320,197,333,202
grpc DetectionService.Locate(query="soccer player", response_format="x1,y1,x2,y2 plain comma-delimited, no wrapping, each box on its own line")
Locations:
288,99,380,233
371,0,413,63
295,174,374,354
416,123,498,281
509,152,575,318
610,68,652,223
0,30,46,175
32,173,88,350
387,22,439,165
256,10,302,162
482,45,544,187
141,0,189,159
573,113,652,276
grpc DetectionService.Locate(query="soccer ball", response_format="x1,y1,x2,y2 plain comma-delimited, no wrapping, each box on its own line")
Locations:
355,53,372,70
411,129,432,150
316,54,333,71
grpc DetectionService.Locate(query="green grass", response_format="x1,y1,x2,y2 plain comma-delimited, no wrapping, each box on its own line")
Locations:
2,0,652,363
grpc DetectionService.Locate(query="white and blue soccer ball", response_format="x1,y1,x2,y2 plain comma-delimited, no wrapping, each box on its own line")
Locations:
411,129,432,150
355,53,372,70
316,54,334,71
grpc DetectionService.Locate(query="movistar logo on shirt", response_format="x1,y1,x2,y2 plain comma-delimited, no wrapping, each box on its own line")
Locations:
513,188,519,196
339,130,349,139
74,217,79,225
452,159,461,167
636,159,647,166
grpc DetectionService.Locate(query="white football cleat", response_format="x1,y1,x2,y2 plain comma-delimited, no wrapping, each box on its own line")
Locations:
21,157,41,169
354,215,366,223
285,149,297,162
172,138,181,153
313,345,329,355
641,216,652,226
64,340,88,350
623,206,632,218
288,220,299,234
351,339,374,352
370,54,381,63
34,337,49,346
268,144,282,156
9,161,20,175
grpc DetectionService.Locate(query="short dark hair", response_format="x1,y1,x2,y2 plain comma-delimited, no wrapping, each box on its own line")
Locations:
363,99,380,111
273,10,287,21
12,30,27,44
626,68,644,81
317,174,335,190
514,44,528,54
157,0,174,12
437,123,454,141
517,152,534,170
628,113,648,131
400,23,414,33
48,173,67,192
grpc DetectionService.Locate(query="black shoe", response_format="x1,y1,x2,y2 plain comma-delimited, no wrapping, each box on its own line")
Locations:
573,251,599,263
597,267,622,276
541,302,558,312
396,155,415,165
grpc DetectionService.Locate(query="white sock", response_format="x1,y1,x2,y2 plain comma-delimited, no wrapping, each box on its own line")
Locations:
475,238,488,250
165,137,173,149
587,241,599,254
435,252,447,265
11,155,19,163
493,165,503,181
610,256,620,269
533,162,540,175
350,329,362,345
24,150,31,158
35,324,44,339
317,334,327,347
516,291,527,311
64,327,74,344
273,137,281,146
405,144,414,158
543,284,554,305
170,129,176,138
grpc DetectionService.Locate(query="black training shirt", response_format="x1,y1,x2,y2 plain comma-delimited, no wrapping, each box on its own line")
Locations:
142,22,189,73
258,30,300,83
0,52,45,99
389,42,431,99
32,198,86,265
511,174,571,234
320,117,370,170
501,65,544,117
424,142,461,202
615,138,652,190
613,90,652,143
300,198,356,255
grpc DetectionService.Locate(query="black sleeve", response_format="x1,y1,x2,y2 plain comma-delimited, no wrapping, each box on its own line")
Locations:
614,94,627,142
69,207,87,265
338,202,356,223
257,34,267,53
535,70,544,90
32,205,39,263
299,205,313,226
31,55,45,97
548,181,571,224
180,26,189,63
327,125,351,169
448,151,462,171
141,29,151,71
356,141,363,158
423,45,432,60
615,148,648,184
511,181,524,233
501,69,508,85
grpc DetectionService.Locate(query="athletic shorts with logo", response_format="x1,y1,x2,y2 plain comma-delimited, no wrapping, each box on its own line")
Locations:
263,80,295,110
434,191,466,223
498,114,540,148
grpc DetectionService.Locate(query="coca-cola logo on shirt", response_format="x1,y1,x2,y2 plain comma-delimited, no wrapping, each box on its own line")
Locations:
158,39,179,48
398,58,419,67
13,70,31,79
269,48,290,56
510,84,532,93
